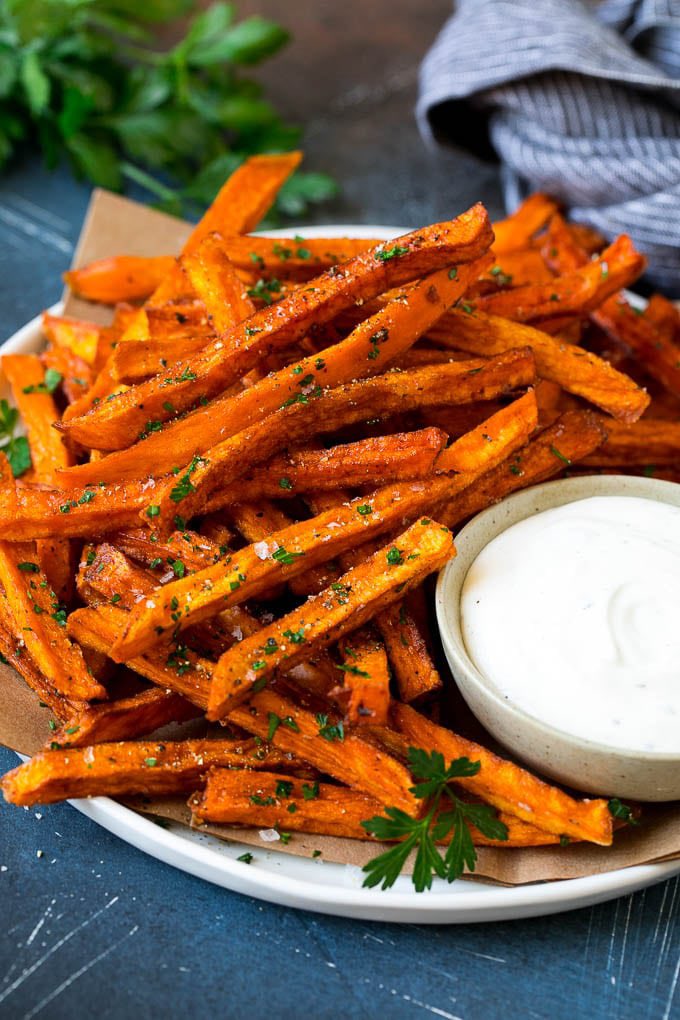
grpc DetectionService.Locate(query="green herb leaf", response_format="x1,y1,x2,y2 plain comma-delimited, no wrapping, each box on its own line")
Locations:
361,747,508,893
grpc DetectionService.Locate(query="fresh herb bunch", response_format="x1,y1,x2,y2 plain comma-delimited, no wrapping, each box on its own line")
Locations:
0,0,337,218
361,747,509,892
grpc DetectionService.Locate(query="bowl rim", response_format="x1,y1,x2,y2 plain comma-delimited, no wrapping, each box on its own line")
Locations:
435,473,680,765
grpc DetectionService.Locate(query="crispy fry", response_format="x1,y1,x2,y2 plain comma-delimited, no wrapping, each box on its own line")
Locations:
491,194,559,254
429,308,649,422
191,769,563,846
229,429,448,502
1,737,285,806
0,480,147,541
41,312,100,365
190,769,382,836
207,519,454,717
481,249,554,287
478,237,645,322
58,207,494,450
435,391,538,473
391,703,612,845
41,345,93,404
227,688,416,812
644,293,679,342
0,541,105,700
51,687,202,747
0,590,83,719
437,410,607,528
335,630,390,726
2,355,71,476
64,255,176,304
582,418,680,467
376,600,442,704
182,234,256,332
184,152,303,254
110,335,213,383
2,354,75,599
211,234,382,279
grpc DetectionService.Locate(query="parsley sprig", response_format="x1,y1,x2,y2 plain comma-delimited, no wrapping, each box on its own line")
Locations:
361,748,508,892
0,1,337,220
0,400,31,477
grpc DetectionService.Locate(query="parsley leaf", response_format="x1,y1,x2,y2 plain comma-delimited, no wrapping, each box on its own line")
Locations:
0,400,31,477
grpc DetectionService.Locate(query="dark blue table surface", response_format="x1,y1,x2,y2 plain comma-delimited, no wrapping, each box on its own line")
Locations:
1,26,679,1005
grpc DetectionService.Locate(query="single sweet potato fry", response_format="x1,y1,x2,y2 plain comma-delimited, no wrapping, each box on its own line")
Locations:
582,418,680,466
225,429,448,503
1,738,287,806
41,312,100,365
190,769,385,836
437,409,608,528
211,234,382,280
375,601,442,704
110,336,214,383
491,194,559,254
207,518,454,717
58,207,494,450
391,703,613,845
429,308,649,422
51,687,202,748
477,236,645,322
0,541,105,701
481,249,554,287
183,152,303,255
41,345,93,404
644,293,680,342
2,355,71,477
2,354,75,598
226,687,417,812
0,591,83,720
182,234,256,332
0,480,147,541
435,391,538,473
64,255,176,304
337,630,390,727
190,769,563,846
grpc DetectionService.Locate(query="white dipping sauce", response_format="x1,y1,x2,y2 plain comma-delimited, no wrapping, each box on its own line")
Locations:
460,496,680,755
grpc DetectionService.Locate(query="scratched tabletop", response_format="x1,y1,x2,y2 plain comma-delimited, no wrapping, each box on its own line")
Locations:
1,2,679,1017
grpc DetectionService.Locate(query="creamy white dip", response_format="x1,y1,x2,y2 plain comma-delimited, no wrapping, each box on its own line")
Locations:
460,496,680,755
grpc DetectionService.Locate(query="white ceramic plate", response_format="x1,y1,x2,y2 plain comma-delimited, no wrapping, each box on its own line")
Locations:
6,223,680,923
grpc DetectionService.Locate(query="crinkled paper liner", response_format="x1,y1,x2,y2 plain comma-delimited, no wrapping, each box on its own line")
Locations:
1,189,679,886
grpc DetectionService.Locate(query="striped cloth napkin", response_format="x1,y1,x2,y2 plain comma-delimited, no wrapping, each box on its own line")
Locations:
418,0,680,292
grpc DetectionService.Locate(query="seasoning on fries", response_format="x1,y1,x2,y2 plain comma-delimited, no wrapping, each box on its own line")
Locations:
1,152,661,892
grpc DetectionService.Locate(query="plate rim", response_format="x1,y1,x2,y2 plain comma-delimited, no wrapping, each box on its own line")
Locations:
5,222,679,923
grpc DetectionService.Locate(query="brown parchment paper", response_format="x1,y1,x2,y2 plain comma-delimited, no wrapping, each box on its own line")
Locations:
2,188,679,886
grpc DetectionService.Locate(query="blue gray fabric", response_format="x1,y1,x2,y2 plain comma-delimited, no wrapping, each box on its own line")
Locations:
417,0,680,293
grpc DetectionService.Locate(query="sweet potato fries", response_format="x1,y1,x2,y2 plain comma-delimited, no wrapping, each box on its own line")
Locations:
3,152,665,889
